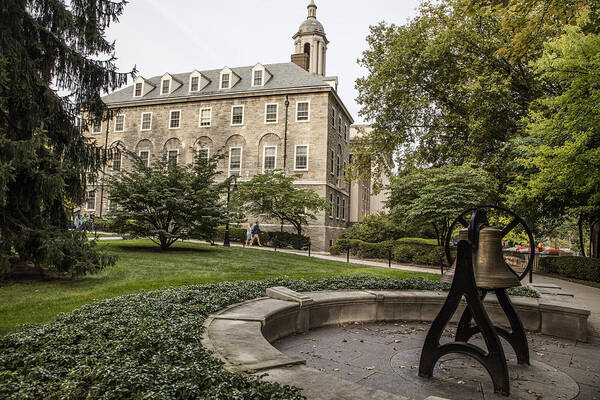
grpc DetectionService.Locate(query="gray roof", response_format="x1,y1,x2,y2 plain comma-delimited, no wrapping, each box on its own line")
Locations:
102,62,331,105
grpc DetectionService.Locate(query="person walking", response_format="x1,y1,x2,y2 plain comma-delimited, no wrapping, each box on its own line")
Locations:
251,221,261,247
89,213,96,235
245,223,252,247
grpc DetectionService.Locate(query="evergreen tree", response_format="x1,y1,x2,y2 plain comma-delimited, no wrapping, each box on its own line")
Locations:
0,0,132,277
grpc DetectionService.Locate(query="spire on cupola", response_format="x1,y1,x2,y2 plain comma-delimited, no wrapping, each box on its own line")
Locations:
291,0,329,75
308,0,317,19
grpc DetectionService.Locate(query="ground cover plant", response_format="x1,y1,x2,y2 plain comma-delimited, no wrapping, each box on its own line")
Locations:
0,240,438,335
0,275,537,399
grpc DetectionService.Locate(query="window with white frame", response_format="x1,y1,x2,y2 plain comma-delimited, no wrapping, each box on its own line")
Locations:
253,70,263,86
336,155,341,177
167,150,178,166
161,79,170,94
92,121,102,134
329,193,334,218
338,116,342,134
263,146,276,171
336,196,340,219
114,115,124,132
344,124,348,142
190,76,199,92
294,145,308,170
221,73,230,89
169,110,181,129
329,149,335,174
331,108,336,127
342,198,346,220
140,112,152,131
198,148,209,162
86,190,96,210
139,150,150,167
112,148,122,170
265,103,278,123
231,106,244,125
199,108,211,127
134,82,143,97
296,101,310,121
229,147,242,176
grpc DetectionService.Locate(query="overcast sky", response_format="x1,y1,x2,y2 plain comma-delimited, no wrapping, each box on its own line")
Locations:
106,0,421,124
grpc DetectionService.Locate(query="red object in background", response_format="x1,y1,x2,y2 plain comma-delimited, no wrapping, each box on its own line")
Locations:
545,249,563,255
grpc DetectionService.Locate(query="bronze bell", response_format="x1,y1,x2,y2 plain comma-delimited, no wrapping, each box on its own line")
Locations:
441,227,521,289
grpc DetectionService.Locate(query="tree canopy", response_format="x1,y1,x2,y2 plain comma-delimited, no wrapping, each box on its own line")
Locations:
107,152,226,250
387,164,495,245
231,170,329,235
0,0,131,277
509,9,600,252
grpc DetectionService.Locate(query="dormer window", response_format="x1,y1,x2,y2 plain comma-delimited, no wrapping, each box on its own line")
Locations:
190,76,199,92
134,82,143,97
251,63,270,87
161,79,171,95
253,70,263,86
221,73,230,89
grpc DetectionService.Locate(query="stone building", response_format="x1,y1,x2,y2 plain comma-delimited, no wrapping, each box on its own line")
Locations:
349,125,391,223
83,1,352,251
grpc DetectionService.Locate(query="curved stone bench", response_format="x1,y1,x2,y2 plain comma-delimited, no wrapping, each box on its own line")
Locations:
201,285,589,400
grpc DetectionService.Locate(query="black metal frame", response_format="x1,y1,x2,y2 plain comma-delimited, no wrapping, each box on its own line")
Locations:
419,240,529,396
444,205,536,283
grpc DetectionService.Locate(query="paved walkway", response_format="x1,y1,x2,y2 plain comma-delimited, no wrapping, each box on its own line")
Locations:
275,321,599,399
98,235,600,338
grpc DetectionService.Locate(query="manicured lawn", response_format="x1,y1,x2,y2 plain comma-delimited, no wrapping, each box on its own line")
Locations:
0,240,437,335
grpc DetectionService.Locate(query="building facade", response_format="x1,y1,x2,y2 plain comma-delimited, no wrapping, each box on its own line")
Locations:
84,1,352,251
349,124,391,223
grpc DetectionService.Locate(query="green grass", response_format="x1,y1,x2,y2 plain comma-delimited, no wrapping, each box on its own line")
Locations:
0,240,437,335
85,232,119,238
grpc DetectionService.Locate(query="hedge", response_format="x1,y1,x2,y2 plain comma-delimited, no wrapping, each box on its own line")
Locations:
538,256,600,282
330,238,446,266
211,227,310,250
0,276,537,400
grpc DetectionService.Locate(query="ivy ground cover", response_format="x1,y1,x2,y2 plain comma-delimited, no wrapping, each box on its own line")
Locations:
0,276,536,399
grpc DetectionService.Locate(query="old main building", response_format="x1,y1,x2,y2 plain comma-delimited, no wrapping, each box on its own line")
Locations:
85,1,353,251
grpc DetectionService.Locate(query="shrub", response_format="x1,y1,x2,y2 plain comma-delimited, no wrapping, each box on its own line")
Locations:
538,256,600,282
331,237,445,266
212,226,247,243
263,232,311,250
342,214,404,242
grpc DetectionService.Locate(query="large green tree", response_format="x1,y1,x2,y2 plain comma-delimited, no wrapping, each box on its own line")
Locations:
352,0,542,196
509,9,600,254
0,0,131,277
107,152,226,250
232,170,329,235
387,164,495,245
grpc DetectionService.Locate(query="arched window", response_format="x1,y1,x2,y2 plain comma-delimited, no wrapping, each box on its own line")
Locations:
304,43,311,67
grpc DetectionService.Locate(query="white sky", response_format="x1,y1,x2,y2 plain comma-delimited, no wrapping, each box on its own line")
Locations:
106,0,421,124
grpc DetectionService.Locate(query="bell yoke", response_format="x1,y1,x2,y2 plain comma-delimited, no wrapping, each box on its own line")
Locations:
419,206,536,396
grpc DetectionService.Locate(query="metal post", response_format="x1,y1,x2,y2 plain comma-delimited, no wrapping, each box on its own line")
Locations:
223,175,238,248
388,248,392,268
308,242,311,257
347,247,350,263
223,182,232,247
283,96,290,173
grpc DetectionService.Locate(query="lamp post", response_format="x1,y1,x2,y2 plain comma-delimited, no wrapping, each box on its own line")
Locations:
223,175,238,247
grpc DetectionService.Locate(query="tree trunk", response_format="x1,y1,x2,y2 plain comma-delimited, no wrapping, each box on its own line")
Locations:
578,213,586,257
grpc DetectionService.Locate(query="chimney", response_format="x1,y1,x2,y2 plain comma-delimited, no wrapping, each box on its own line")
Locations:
291,53,309,71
